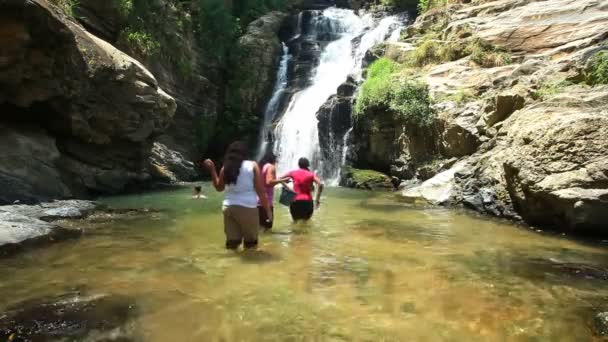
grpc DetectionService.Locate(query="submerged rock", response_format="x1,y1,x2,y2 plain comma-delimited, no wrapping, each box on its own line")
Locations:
0,293,137,341
593,312,608,337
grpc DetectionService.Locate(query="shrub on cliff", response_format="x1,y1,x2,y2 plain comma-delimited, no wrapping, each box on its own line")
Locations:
585,51,608,86
409,36,511,68
355,58,435,127
355,58,397,114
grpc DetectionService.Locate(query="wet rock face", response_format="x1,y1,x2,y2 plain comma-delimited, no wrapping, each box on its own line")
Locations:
231,11,289,117
0,0,176,203
0,293,137,342
352,108,439,180
317,77,357,178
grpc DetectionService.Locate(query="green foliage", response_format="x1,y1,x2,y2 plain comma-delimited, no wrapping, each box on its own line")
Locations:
116,0,133,18
197,0,240,61
379,0,419,10
344,167,390,184
585,51,608,86
531,80,573,100
389,81,435,127
355,58,435,128
49,0,79,16
418,0,448,13
355,58,398,115
118,28,160,56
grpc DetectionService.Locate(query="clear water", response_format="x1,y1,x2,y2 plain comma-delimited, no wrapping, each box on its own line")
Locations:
1,186,608,341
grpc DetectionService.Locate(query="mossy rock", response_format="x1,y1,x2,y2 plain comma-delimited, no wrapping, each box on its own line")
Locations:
341,167,394,191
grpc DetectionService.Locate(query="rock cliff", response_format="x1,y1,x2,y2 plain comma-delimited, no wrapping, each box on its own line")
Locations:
0,0,176,204
355,0,608,233
0,0,292,202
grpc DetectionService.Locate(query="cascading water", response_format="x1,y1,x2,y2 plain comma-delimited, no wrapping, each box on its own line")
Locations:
257,43,291,160
274,8,364,174
271,7,405,181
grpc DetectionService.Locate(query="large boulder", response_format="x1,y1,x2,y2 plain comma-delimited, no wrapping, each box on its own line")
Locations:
461,85,608,232
0,0,176,203
317,77,357,178
498,86,608,232
341,167,394,190
352,107,439,180
0,200,98,256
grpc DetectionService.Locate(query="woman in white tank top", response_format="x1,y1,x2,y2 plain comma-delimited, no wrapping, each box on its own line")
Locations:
204,141,272,250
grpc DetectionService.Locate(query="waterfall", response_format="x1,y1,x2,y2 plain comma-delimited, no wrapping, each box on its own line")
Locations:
256,43,291,160
272,8,406,179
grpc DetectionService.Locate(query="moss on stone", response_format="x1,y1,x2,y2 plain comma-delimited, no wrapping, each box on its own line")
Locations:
341,167,393,190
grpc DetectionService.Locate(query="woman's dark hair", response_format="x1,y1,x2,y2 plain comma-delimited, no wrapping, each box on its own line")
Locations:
223,141,248,185
298,157,310,170
194,186,202,192
259,151,277,166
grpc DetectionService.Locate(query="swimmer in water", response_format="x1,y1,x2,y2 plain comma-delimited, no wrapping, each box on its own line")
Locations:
192,185,207,199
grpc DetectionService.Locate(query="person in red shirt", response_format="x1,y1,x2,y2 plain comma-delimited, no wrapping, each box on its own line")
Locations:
279,157,324,221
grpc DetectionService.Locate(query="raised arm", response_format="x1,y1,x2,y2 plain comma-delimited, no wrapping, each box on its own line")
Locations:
254,163,273,222
203,159,225,192
313,175,324,209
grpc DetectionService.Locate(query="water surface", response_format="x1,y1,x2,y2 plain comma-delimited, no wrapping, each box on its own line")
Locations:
1,187,607,341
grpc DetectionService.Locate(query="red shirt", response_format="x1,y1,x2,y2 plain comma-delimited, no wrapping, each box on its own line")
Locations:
288,169,315,201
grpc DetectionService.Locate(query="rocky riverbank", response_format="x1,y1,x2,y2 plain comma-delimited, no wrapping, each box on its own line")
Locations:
0,199,163,257
347,0,608,234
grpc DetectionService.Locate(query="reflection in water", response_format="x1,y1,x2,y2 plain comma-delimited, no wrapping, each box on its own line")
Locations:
1,186,607,341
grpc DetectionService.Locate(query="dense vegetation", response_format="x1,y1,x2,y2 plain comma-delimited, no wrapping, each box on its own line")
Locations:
355,58,434,127
585,50,608,86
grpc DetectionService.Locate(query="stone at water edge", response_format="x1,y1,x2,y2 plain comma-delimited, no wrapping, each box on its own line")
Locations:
400,161,468,205
340,168,394,191
0,200,99,256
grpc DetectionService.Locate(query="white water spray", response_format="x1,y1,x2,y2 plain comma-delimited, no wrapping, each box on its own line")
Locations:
257,43,291,160
273,8,405,178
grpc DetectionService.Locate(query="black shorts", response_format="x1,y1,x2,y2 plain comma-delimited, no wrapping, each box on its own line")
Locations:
258,206,274,229
290,200,314,221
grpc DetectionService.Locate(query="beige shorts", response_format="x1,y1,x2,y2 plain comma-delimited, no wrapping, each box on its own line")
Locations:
222,205,259,249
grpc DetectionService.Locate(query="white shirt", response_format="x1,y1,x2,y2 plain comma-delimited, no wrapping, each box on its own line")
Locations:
223,160,257,208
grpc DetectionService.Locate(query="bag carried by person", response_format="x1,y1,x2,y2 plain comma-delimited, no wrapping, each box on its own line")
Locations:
279,185,297,207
